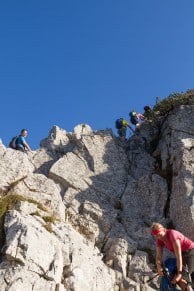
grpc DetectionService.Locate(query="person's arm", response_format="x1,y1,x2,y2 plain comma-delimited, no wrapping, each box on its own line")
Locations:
22,140,32,152
156,246,164,275
171,239,183,284
127,124,135,133
136,113,144,118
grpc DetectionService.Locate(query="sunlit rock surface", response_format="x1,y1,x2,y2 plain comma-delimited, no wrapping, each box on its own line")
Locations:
0,105,194,290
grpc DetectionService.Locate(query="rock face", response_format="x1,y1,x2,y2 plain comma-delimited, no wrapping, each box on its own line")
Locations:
0,106,194,291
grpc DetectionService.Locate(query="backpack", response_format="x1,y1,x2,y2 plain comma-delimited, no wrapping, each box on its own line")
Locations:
115,118,124,129
9,136,18,149
160,258,178,291
130,116,138,125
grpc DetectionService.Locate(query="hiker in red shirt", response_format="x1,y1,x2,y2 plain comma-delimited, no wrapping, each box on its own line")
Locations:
151,222,194,290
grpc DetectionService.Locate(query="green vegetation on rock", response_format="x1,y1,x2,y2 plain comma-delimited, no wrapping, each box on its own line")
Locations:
0,194,48,248
153,89,194,116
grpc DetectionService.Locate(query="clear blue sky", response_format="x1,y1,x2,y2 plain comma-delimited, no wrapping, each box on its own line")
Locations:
1,1,194,149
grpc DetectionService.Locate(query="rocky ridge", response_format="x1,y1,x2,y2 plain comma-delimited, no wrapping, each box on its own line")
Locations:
0,104,194,290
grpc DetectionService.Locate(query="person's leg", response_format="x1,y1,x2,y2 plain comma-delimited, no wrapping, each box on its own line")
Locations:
117,129,122,138
122,127,127,138
118,128,126,141
182,249,194,290
16,144,25,152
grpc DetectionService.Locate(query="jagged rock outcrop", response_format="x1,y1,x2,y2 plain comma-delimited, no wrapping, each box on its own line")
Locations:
0,105,194,291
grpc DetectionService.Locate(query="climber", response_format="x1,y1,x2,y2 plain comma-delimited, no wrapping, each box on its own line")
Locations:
115,118,134,140
16,129,32,153
143,105,152,120
151,222,194,291
143,105,151,113
129,110,144,128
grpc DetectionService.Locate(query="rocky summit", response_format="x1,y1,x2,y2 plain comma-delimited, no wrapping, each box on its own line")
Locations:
0,102,194,291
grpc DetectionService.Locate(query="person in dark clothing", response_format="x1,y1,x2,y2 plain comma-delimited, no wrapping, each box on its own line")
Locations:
129,111,144,128
144,105,151,113
143,105,152,120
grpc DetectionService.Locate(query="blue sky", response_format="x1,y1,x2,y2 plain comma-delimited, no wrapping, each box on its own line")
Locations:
1,1,194,149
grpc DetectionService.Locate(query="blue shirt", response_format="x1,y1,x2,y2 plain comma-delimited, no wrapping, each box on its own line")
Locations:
16,135,25,148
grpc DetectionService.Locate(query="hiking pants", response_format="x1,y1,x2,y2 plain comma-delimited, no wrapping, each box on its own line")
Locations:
182,248,194,282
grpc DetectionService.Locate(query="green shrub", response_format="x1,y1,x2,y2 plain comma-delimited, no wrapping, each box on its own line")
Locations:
153,90,194,116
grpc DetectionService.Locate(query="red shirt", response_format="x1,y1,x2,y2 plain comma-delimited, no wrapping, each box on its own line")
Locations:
156,229,194,252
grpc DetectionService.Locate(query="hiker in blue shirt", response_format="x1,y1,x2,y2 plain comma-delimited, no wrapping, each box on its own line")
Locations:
16,129,32,153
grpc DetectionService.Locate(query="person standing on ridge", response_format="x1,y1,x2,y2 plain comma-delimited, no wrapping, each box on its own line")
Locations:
151,222,194,291
16,129,32,153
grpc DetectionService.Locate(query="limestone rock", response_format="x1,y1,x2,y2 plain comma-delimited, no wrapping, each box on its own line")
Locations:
8,173,66,220
0,104,194,290
0,149,34,195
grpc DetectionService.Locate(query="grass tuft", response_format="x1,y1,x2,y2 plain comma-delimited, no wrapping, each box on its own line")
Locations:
0,194,48,248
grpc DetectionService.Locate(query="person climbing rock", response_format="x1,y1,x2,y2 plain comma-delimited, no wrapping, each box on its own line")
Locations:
115,118,134,140
129,110,144,128
151,222,194,291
